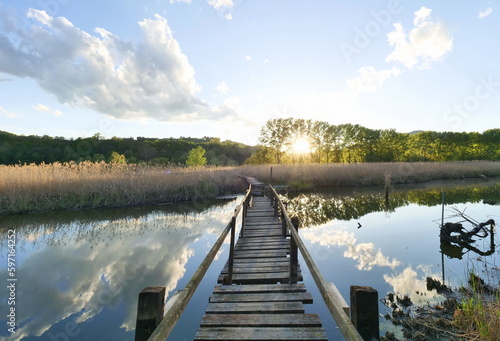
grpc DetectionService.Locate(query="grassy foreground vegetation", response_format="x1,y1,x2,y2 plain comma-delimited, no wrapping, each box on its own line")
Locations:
0,162,244,215
454,293,500,341
1,161,500,215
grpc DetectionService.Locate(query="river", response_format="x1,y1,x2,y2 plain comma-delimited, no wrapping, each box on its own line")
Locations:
1,179,499,340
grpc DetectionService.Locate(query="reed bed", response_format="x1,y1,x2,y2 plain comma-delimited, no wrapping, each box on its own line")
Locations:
241,161,500,188
0,162,244,215
1,161,499,215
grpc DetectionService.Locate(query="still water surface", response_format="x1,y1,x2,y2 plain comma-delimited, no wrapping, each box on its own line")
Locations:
1,179,499,340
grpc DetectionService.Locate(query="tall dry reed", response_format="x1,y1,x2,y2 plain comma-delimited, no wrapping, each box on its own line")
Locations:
240,161,500,188
1,161,499,215
0,162,244,215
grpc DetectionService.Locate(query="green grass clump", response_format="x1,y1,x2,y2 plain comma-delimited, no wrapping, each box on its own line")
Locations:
454,294,500,340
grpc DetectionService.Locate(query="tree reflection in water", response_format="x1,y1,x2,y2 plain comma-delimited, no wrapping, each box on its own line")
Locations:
280,179,499,338
284,180,500,227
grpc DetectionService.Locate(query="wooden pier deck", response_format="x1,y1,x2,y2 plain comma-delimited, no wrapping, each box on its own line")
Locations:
194,177,328,341
136,177,372,341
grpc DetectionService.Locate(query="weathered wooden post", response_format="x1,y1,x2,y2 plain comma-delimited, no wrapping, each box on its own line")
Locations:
241,195,249,238
281,202,288,237
290,216,299,284
135,286,166,341
350,286,380,341
223,215,237,285
273,192,279,216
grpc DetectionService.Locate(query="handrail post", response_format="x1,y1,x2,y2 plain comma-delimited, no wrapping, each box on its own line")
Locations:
223,215,237,285
281,205,287,237
350,286,380,341
241,196,247,238
290,217,299,284
273,193,279,217
135,287,165,341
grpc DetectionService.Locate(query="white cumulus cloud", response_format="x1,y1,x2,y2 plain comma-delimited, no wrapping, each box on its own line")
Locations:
0,10,234,122
0,105,16,118
208,0,234,20
386,7,453,69
215,81,230,94
33,103,63,116
347,66,402,92
478,7,493,19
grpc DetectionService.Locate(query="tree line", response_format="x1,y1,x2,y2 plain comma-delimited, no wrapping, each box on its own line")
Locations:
245,118,500,164
0,131,255,166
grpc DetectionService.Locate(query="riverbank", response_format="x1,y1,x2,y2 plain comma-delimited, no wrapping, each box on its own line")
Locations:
382,273,500,341
244,161,500,189
0,162,245,215
1,161,499,215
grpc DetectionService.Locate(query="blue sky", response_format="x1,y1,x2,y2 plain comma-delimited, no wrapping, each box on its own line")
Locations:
0,1,498,145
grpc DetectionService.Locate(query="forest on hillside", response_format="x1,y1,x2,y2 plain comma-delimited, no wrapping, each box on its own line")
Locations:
2,118,500,166
246,118,500,164
0,131,255,166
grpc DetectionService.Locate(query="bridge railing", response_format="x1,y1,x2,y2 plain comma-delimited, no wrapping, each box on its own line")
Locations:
268,184,369,341
134,185,252,341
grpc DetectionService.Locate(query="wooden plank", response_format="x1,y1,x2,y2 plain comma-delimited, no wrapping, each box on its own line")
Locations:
209,292,313,304
221,265,295,274
235,237,287,243
235,243,288,250
194,327,328,341
213,284,306,294
244,217,280,222
200,313,323,327
248,207,273,211
236,237,286,244
205,301,305,314
243,224,283,229
240,227,283,233
236,239,288,245
241,230,284,236
234,244,289,251
217,272,303,284
231,257,290,264
246,211,276,216
233,251,287,259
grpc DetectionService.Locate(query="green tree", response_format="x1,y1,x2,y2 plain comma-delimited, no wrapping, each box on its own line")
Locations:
244,145,274,164
109,151,127,164
186,146,207,167
259,118,293,164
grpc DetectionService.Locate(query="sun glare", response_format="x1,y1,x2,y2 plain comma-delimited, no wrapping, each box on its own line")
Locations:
291,139,311,154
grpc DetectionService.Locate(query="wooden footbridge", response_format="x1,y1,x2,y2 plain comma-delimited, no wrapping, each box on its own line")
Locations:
135,177,379,341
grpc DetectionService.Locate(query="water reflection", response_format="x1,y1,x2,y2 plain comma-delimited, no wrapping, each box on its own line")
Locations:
289,179,500,338
301,224,401,271
0,199,235,340
286,179,500,226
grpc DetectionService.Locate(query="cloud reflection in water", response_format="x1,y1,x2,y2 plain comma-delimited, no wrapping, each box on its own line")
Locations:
302,223,401,271
0,204,232,340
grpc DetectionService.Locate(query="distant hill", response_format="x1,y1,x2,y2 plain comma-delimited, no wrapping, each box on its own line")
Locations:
0,131,256,166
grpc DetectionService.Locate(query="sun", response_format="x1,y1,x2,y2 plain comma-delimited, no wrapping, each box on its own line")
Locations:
291,139,311,154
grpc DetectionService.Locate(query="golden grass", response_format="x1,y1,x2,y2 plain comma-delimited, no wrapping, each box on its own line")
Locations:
0,162,244,215
1,161,499,215
241,161,500,188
